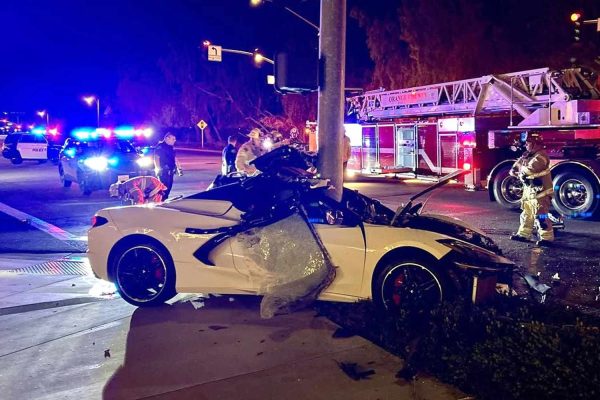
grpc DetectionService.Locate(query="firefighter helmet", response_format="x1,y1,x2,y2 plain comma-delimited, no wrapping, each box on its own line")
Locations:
521,131,543,144
248,128,261,139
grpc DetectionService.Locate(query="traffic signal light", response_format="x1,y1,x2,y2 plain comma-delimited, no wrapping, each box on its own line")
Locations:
571,12,582,42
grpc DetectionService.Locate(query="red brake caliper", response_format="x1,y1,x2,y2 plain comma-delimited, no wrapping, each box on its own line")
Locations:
151,255,165,281
392,273,405,305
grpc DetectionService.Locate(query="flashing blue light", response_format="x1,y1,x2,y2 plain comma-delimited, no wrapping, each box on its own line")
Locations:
108,157,119,166
72,128,95,141
141,147,150,155
32,127,46,135
114,126,135,139
64,148,76,158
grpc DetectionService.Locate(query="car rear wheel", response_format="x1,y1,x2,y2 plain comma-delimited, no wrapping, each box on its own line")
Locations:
112,240,176,307
11,156,23,165
374,255,446,314
59,165,72,187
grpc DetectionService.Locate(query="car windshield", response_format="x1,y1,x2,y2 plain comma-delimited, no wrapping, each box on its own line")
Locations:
84,139,137,156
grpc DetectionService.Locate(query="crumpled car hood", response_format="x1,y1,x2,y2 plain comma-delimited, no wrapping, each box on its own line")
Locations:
404,213,501,254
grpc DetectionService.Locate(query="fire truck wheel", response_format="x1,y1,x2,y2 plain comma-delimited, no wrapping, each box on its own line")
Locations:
492,166,523,209
552,172,599,219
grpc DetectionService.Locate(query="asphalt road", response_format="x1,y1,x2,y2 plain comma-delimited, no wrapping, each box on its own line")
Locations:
1,150,599,309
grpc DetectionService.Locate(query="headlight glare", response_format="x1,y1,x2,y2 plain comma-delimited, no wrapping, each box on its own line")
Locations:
136,156,153,168
83,156,108,171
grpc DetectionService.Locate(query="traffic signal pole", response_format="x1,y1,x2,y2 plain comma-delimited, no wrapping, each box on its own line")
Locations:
316,0,346,202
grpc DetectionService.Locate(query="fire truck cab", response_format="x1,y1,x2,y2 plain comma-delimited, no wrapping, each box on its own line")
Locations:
346,67,600,219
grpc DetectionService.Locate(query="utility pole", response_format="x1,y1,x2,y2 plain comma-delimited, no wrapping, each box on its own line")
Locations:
316,0,346,202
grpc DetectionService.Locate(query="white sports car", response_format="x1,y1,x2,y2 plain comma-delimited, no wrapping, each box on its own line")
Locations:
88,146,515,314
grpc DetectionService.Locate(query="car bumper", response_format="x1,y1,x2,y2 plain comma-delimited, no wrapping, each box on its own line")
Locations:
83,169,154,190
88,220,122,281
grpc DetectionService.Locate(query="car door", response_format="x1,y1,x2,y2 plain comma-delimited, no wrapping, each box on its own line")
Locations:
227,195,367,297
308,199,367,297
17,134,47,160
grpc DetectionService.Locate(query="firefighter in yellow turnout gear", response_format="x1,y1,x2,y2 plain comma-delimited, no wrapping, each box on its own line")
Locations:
509,132,554,246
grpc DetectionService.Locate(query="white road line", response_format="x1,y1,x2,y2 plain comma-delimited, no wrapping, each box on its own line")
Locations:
0,202,81,242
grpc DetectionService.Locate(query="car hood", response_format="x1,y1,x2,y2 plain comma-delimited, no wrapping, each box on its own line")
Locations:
404,213,501,254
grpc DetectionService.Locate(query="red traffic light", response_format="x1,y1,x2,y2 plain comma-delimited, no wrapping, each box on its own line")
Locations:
570,12,582,22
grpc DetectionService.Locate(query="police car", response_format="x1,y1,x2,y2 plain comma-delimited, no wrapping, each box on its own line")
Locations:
58,133,154,195
1,132,61,164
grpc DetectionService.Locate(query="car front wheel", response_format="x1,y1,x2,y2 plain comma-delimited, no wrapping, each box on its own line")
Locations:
374,256,446,314
112,240,176,307
59,165,72,187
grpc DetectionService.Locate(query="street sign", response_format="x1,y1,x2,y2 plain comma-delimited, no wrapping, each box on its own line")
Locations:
207,45,222,62
197,120,208,148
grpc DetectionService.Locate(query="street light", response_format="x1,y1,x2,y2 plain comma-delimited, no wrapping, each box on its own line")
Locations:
36,110,49,126
83,96,100,127
250,0,319,32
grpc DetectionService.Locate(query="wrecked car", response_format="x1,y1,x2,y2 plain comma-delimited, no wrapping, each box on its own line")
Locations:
88,145,515,317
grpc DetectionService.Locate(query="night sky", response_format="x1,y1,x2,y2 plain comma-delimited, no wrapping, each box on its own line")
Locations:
1,0,362,126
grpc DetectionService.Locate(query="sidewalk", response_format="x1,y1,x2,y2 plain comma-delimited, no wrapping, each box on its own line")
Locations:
0,253,467,400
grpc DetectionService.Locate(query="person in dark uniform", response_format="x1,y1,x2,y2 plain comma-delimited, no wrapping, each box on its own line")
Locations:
222,135,238,175
153,132,181,199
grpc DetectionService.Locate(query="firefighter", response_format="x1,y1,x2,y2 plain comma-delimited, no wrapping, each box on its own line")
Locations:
222,135,238,175
509,132,554,246
343,131,352,172
235,128,265,176
154,132,182,199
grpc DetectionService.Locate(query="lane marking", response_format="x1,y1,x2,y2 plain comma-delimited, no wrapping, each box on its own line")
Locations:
0,202,81,242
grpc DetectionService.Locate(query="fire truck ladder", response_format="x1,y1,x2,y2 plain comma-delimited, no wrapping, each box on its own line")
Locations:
348,67,599,127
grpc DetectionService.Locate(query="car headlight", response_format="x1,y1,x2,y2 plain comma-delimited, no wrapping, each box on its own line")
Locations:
83,156,108,171
437,238,514,272
136,156,153,168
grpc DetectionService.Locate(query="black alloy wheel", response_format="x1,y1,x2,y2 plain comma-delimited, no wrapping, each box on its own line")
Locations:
375,257,445,314
113,243,176,307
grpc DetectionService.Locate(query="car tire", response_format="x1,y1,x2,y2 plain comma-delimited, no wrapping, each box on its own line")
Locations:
111,239,176,307
77,171,92,195
373,254,447,314
10,156,23,165
59,165,72,187
552,171,600,219
492,166,522,209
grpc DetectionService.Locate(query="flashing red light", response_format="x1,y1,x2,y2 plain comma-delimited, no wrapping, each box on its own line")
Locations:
49,128,58,135
570,12,581,22
462,163,472,171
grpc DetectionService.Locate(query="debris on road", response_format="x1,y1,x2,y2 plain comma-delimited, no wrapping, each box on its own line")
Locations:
332,327,356,338
104,349,111,358
209,325,228,331
337,361,375,380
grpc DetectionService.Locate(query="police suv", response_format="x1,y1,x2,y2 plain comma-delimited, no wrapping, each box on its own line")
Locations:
58,136,154,195
2,132,61,164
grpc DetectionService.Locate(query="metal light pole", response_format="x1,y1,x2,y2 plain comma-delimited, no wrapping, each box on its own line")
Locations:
83,96,100,127
316,0,346,201
37,110,49,126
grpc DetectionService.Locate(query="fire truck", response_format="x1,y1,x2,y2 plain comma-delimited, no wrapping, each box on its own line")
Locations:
346,67,600,220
